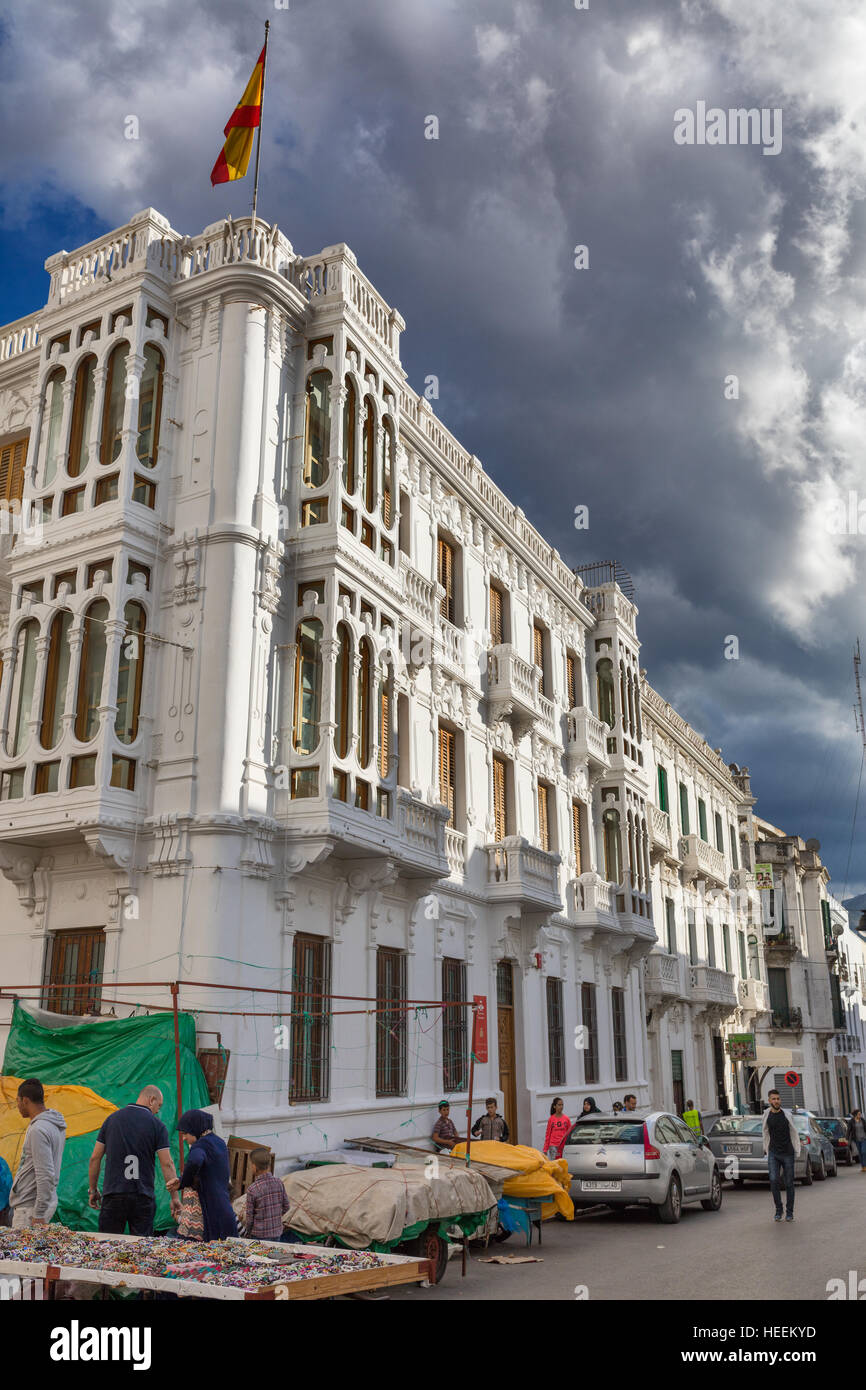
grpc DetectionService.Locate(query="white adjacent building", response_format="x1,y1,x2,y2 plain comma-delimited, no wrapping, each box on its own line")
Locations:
0,208,852,1166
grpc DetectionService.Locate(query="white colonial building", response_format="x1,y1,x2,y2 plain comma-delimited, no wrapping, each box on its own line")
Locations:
0,208,852,1163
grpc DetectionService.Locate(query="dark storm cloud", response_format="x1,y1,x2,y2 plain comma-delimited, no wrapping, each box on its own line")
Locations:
0,0,863,888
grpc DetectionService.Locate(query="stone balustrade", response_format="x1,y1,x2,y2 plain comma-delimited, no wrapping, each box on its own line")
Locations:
679,833,727,888
445,827,466,878
567,706,610,771
644,951,683,998
486,836,562,911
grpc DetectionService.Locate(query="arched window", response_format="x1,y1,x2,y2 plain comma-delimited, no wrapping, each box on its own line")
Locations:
136,345,164,468
378,667,391,779
100,343,129,466
74,599,109,741
381,419,394,527
293,618,322,753
362,397,376,513
42,369,65,486
304,372,330,488
603,808,622,884
115,602,146,743
334,622,352,759
10,620,38,757
342,377,356,493
357,637,373,766
596,658,615,728
40,610,73,749
67,355,96,478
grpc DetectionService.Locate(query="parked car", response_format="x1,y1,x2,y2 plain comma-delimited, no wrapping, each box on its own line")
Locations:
793,1113,837,1178
814,1115,855,1166
562,1111,722,1223
705,1115,811,1186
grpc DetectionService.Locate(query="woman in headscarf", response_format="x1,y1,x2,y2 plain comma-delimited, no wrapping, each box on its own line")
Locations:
168,1110,237,1242
581,1096,601,1116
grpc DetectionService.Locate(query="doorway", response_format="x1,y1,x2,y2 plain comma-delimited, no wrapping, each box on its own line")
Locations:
671,1048,684,1117
496,960,518,1143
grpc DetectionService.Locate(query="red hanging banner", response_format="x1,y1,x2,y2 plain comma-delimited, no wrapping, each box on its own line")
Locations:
472,995,488,1064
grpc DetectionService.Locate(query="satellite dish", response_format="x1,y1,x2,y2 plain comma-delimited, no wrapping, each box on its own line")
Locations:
806,838,820,852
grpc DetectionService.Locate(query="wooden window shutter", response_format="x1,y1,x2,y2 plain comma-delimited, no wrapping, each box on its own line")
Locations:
0,435,27,504
492,756,507,841
538,782,550,852
533,623,544,671
378,685,390,778
438,538,453,622
438,725,455,825
489,586,503,647
572,800,583,875
566,655,577,709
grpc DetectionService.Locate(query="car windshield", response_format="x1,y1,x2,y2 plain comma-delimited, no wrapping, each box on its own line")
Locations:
817,1118,844,1137
793,1117,812,1133
566,1121,644,1145
709,1117,763,1135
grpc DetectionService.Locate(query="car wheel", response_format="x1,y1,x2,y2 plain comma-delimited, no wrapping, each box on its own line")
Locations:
655,1174,682,1224
701,1170,723,1211
829,1158,838,1177
407,1226,449,1284
816,1156,827,1181
800,1160,813,1186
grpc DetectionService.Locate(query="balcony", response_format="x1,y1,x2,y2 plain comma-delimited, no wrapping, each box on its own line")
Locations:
771,1005,803,1032
487,645,540,741
486,836,562,913
648,802,677,863
566,707,610,773
739,977,768,1014
568,871,617,929
445,827,466,879
689,965,738,1011
764,931,798,963
679,834,727,889
281,787,450,885
435,618,466,678
644,951,684,1001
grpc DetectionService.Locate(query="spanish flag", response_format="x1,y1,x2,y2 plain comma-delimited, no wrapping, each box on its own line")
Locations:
210,45,266,185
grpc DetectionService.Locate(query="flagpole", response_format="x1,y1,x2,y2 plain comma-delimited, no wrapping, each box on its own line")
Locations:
250,19,270,244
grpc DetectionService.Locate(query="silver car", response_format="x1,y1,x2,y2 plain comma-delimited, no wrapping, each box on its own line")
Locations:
705,1114,811,1185
562,1111,722,1223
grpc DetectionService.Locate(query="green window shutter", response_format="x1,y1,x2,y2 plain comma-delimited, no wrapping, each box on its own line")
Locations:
698,799,708,842
679,783,689,835
657,765,668,813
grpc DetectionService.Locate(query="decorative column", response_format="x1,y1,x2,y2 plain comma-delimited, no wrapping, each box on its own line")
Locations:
26,632,52,748
0,641,17,744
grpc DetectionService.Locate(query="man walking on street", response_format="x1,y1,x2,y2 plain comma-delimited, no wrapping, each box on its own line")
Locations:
9,1079,67,1228
682,1100,703,1137
762,1089,801,1222
88,1085,180,1234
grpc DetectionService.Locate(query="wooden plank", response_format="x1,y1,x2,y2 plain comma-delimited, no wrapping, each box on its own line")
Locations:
264,1259,430,1301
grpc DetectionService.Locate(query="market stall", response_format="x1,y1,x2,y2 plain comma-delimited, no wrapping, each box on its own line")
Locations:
0,1227,431,1301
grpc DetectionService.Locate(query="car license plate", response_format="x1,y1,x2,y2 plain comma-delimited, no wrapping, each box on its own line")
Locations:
723,1144,751,1154
581,1180,622,1192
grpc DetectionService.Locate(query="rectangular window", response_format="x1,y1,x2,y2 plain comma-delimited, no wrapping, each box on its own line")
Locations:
61,486,86,517
0,434,27,505
687,909,697,965
52,570,77,598
698,798,708,842
657,765,669,814
376,947,407,1098
86,559,113,587
145,306,169,336
730,824,739,871
398,489,410,555
43,928,105,1015
438,724,455,827
341,503,355,533
438,537,455,623
738,930,747,979
290,934,331,1102
132,475,156,509
722,923,732,973
0,769,25,800
291,767,319,799
354,778,370,811
301,498,328,527
34,762,60,795
679,782,690,835
612,987,627,1083
581,983,599,1084
492,755,508,841
665,897,676,954
127,561,151,590
95,473,119,505
489,584,504,647
714,811,724,853
69,755,96,789
537,781,551,852
706,918,716,967
442,957,468,1092
572,800,585,875
110,756,136,790
532,623,548,695
379,538,393,566
546,977,565,1087
566,652,580,709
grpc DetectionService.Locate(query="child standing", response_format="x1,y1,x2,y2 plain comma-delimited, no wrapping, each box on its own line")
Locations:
543,1098,572,1158
243,1150,290,1241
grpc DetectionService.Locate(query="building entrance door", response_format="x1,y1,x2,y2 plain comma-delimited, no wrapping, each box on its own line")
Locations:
671,1048,685,1116
496,960,518,1144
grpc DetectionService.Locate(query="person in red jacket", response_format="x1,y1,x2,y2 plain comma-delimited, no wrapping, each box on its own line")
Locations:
543,1097,572,1158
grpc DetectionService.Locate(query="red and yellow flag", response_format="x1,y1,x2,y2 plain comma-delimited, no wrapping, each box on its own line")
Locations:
210,46,266,185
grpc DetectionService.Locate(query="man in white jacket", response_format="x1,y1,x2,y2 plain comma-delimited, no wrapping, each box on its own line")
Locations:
762,1090,801,1223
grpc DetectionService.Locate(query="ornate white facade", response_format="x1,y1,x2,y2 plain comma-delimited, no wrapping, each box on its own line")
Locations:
0,209,851,1160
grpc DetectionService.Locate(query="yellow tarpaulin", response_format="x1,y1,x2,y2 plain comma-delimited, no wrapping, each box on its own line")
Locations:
450,1141,574,1220
0,1077,117,1173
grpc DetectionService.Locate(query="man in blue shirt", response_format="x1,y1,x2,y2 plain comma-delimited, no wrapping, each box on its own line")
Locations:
88,1085,180,1235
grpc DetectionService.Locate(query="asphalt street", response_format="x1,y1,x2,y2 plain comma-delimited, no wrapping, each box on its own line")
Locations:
389,1164,866,1301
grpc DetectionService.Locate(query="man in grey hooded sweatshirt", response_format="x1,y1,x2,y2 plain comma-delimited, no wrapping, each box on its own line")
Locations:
10,1079,67,1227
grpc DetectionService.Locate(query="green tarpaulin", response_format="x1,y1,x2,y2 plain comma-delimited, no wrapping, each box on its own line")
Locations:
3,1001,211,1231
